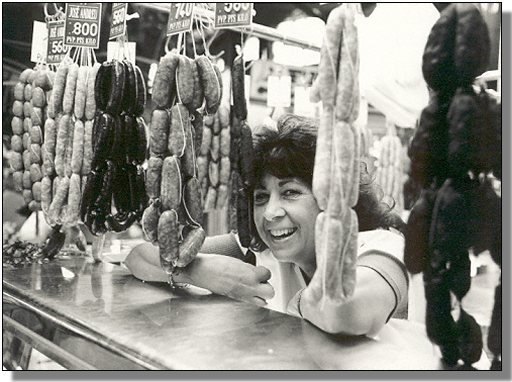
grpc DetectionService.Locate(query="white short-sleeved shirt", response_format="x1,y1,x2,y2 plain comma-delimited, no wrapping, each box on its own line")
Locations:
255,229,408,318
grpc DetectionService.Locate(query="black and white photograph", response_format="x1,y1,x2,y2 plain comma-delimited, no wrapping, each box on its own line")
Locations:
1,1,505,375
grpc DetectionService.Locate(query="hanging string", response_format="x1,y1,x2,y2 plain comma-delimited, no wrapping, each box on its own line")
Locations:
177,32,183,55
183,32,188,57
190,26,197,58
198,18,209,57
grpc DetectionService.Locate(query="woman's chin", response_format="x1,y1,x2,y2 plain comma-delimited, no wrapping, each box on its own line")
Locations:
268,245,297,263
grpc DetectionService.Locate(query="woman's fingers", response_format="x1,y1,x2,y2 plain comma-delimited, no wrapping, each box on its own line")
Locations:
254,265,272,282
249,296,268,307
257,282,276,300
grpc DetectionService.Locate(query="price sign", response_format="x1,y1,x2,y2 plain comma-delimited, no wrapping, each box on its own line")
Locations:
31,21,48,64
267,76,291,107
64,3,102,49
214,3,253,29
293,86,317,118
166,3,194,36
109,3,127,40
46,20,69,64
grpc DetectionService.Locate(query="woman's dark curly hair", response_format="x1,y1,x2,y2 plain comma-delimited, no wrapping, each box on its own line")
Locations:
248,114,406,252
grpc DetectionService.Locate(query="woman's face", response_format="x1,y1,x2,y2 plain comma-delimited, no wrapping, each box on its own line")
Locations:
253,174,320,276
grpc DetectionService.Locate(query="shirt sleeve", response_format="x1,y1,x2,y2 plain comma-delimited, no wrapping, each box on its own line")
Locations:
356,230,409,320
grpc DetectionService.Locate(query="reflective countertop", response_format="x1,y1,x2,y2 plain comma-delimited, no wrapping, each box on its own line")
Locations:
3,256,441,370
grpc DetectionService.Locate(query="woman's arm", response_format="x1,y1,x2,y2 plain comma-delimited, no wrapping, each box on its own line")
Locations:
124,242,275,307
300,265,399,337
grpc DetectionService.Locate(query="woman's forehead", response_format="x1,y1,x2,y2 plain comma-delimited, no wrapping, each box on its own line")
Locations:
256,174,308,189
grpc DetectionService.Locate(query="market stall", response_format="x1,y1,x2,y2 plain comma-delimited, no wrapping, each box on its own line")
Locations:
2,2,502,371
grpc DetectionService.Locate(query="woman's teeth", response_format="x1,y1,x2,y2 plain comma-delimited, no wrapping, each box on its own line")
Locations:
269,228,297,240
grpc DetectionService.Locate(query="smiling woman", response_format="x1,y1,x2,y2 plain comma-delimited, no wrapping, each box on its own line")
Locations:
125,114,408,336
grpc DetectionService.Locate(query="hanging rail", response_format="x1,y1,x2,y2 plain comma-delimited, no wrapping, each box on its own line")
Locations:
134,3,322,52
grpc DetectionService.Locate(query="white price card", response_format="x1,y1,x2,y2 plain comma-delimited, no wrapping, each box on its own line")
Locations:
46,20,69,64
214,3,253,29
64,3,103,49
242,36,260,62
31,21,48,64
267,76,291,107
109,3,128,40
293,86,317,118
107,42,136,64
166,3,194,36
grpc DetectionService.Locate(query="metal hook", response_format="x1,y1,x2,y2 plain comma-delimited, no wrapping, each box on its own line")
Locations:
44,3,64,22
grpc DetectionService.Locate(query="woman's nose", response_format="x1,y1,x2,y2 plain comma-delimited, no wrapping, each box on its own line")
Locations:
263,196,285,221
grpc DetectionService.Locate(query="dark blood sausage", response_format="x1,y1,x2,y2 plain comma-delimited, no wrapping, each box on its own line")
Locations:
404,188,436,274
456,308,483,366
134,65,147,117
237,186,251,247
407,93,450,188
91,113,116,169
122,60,137,114
231,55,247,120
421,4,458,93
454,3,490,87
238,122,255,188
487,282,501,364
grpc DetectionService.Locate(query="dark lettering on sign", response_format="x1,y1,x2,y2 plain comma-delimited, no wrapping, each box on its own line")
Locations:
109,3,127,40
64,3,102,48
166,2,194,36
214,3,253,29
47,20,69,64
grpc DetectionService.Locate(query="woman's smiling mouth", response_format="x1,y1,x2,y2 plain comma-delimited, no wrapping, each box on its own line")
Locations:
268,227,298,241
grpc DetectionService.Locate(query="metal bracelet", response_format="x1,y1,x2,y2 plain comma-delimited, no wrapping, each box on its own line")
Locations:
166,267,183,289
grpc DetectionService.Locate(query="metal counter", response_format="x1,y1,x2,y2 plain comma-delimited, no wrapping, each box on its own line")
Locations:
3,256,441,370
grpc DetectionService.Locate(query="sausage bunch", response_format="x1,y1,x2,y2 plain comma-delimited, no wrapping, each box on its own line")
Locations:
405,4,501,369
80,59,148,235
227,55,255,248
304,4,361,308
198,106,231,212
9,65,55,213
143,51,223,276
37,56,101,228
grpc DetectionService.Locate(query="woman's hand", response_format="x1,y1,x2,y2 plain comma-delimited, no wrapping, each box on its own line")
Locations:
124,243,169,283
188,254,275,307
124,243,275,307
300,266,396,336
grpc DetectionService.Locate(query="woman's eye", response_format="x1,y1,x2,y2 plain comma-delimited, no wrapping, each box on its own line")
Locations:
253,192,269,205
283,189,301,198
